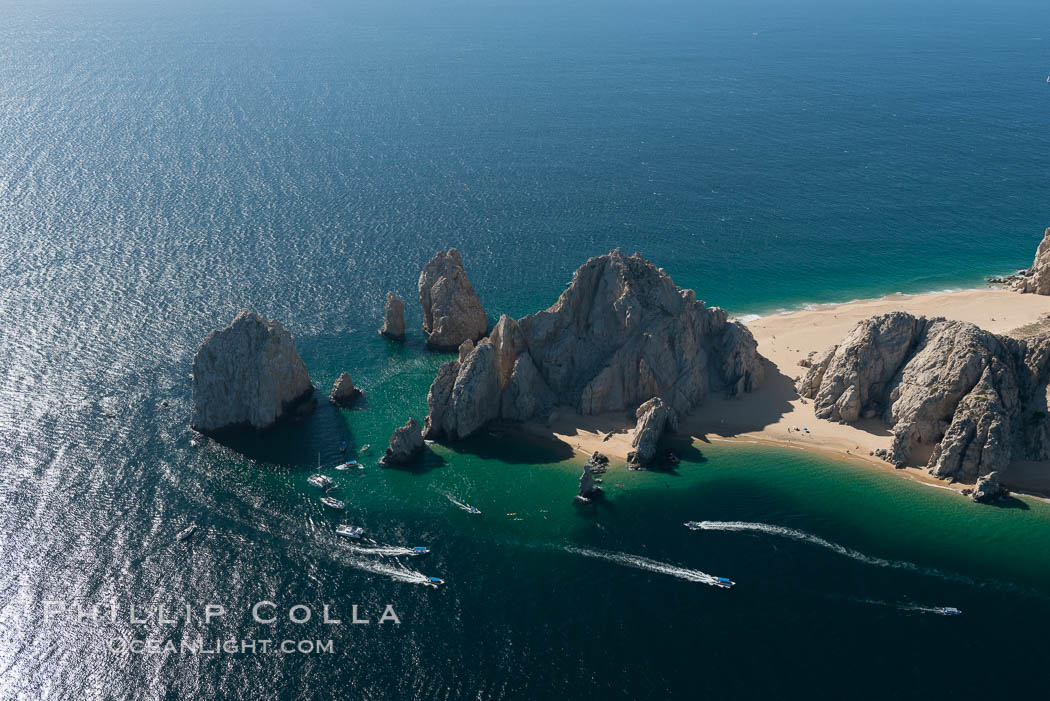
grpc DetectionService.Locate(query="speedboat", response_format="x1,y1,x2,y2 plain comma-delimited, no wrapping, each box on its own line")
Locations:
935,606,962,616
427,576,444,585
714,577,735,589
308,474,334,489
320,496,346,510
467,506,481,514
335,524,364,539
684,521,701,530
360,444,371,453
176,524,197,542
411,546,430,555
336,460,360,471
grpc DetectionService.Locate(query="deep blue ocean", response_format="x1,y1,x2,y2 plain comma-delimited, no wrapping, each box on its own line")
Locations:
1,0,1049,699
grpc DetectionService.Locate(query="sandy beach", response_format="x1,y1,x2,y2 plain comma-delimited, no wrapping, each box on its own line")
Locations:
529,287,1050,498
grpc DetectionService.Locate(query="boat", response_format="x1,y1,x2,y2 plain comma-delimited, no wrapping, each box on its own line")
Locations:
467,506,481,514
411,546,430,555
935,606,962,616
684,521,701,530
339,441,347,452
308,474,334,489
427,576,444,585
714,577,735,589
176,524,197,542
320,496,346,510
336,460,360,471
360,444,371,453
335,524,364,538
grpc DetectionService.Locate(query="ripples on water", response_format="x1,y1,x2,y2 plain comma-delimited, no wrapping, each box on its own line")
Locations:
3,0,1050,698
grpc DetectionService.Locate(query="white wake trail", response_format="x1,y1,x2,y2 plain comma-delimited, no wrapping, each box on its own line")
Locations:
352,545,423,557
565,546,731,588
438,490,476,512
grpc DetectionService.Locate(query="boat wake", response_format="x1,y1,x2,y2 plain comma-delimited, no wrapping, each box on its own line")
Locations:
439,490,479,513
342,558,440,587
854,598,960,616
351,545,425,558
565,546,731,588
694,521,933,573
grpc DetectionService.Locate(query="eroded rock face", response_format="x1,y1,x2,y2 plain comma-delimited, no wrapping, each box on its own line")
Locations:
423,250,765,441
329,372,362,407
379,417,425,466
627,397,678,467
1011,227,1050,295
971,470,1006,503
418,249,488,350
578,464,604,500
380,291,406,341
191,310,314,433
798,312,1050,487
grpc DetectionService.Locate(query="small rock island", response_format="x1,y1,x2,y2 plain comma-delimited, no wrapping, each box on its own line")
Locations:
190,310,314,433
418,248,488,350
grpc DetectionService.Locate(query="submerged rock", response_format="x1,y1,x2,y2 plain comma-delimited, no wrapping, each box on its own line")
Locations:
379,417,425,466
1011,227,1050,295
627,397,678,467
329,372,363,407
418,249,488,350
423,250,764,441
190,310,314,433
380,291,406,341
797,311,1050,489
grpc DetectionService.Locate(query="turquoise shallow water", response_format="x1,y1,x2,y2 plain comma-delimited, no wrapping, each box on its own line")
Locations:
2,0,1050,698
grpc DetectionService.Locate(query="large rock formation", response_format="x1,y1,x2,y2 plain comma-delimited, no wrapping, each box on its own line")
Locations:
577,463,604,502
1010,227,1050,295
329,372,363,407
627,396,678,467
190,310,314,433
423,250,765,441
379,291,406,341
379,418,425,466
418,249,488,350
797,312,1050,485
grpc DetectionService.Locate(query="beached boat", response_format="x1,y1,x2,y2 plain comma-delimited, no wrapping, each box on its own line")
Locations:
335,524,364,538
308,474,334,489
320,496,346,510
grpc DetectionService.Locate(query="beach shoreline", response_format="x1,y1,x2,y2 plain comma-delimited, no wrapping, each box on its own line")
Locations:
523,286,1050,501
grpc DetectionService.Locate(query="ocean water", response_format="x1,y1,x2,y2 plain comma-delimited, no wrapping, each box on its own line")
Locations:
1,0,1050,698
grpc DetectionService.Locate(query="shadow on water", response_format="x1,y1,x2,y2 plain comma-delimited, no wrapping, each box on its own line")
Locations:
991,495,1030,511
381,446,448,474
442,430,575,464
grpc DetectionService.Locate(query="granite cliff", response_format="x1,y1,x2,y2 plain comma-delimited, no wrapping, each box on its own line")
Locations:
1009,227,1050,295
380,291,406,341
418,249,488,350
191,310,314,433
797,312,1050,491
423,250,764,441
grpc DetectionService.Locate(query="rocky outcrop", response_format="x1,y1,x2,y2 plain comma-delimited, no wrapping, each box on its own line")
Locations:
798,311,1050,488
1010,227,1050,295
970,471,1007,503
190,310,314,433
627,397,678,467
423,250,765,441
418,249,488,350
380,291,406,341
379,418,425,466
577,464,604,502
329,372,363,407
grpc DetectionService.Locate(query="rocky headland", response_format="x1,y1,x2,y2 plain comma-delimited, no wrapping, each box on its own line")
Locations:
418,249,488,350
422,249,765,445
797,311,1050,498
991,226,1050,295
190,310,315,433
